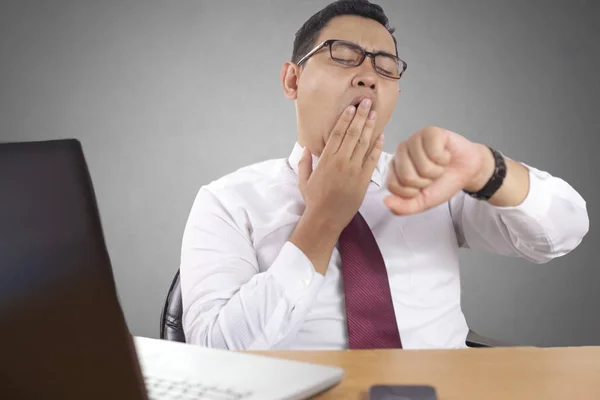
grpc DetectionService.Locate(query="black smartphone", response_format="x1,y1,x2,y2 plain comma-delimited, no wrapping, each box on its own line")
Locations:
369,385,438,400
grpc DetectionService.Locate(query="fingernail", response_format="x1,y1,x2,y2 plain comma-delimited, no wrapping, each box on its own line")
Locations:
361,99,372,108
378,134,385,142
347,105,356,114
368,110,376,120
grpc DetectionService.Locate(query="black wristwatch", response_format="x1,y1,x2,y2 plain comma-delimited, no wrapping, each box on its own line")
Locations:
462,146,507,201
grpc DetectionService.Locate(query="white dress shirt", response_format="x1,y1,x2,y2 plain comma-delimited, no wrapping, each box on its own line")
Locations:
180,142,588,350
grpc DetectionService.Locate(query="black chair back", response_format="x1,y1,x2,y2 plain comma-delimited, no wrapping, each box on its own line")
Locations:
159,269,185,342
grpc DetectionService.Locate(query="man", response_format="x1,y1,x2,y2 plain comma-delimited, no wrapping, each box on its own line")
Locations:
179,0,588,350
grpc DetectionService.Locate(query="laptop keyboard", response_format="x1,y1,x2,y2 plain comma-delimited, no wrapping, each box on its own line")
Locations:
144,374,254,400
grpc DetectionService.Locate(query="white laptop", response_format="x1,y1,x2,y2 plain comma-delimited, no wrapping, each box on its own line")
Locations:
135,336,342,399
0,139,343,400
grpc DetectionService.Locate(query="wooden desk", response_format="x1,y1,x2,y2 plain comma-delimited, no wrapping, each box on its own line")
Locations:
251,346,600,399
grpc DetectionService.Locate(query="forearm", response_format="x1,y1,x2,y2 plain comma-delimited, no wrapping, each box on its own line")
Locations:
186,213,340,348
183,243,324,350
455,155,588,262
289,209,342,275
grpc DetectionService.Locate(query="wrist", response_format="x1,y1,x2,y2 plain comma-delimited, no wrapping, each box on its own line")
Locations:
289,208,342,275
297,206,343,241
464,143,496,193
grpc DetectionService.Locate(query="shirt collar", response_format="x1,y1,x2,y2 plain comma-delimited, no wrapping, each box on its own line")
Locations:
287,142,385,187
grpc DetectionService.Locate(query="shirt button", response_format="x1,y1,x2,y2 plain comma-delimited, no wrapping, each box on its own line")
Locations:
301,279,311,288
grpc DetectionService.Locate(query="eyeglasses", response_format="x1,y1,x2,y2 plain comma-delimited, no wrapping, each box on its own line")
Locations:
296,39,407,80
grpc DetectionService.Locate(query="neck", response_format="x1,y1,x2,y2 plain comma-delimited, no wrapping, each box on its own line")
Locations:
297,134,326,158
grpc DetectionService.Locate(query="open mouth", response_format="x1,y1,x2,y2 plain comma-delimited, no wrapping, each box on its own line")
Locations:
348,95,375,111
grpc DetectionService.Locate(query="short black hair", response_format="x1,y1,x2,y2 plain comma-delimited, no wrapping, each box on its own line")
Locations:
291,0,397,64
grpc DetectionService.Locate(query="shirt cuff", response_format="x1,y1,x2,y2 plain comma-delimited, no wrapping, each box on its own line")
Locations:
486,163,552,222
268,241,324,305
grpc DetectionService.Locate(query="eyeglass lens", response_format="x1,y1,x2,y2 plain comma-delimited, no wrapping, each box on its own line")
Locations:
330,41,401,78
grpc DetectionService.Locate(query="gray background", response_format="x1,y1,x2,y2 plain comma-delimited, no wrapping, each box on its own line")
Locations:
1,0,597,347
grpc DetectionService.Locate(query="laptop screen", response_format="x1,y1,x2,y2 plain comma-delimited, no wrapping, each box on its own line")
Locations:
0,139,147,399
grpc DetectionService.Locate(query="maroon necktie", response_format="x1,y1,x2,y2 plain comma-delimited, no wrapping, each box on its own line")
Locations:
338,212,403,349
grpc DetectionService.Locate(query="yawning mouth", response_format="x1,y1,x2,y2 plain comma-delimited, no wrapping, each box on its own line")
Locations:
348,94,376,111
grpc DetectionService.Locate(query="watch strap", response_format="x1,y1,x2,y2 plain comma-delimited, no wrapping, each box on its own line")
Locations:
463,146,507,201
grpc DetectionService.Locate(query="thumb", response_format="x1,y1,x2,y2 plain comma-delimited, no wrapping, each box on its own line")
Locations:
298,147,313,191
384,170,462,215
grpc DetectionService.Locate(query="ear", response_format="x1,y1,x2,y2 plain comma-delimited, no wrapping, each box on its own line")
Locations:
281,62,300,100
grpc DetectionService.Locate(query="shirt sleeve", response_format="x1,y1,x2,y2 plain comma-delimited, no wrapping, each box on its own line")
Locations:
179,187,324,350
449,163,589,263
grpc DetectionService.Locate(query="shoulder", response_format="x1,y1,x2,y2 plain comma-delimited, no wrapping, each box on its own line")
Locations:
193,156,295,211
209,157,291,192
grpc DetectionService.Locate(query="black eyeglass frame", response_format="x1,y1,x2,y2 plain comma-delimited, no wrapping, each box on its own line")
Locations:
296,39,407,80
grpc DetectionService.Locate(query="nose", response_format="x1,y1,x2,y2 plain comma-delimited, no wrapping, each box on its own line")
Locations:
351,58,378,90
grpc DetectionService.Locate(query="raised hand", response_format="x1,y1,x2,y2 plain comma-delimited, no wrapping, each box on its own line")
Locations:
290,98,384,274
385,126,492,215
298,98,384,232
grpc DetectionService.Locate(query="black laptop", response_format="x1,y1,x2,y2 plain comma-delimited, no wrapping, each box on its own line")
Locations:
0,139,147,399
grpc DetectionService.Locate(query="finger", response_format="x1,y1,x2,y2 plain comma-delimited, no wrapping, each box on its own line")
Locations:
362,132,384,174
322,105,356,159
422,127,452,166
420,170,464,209
387,158,421,198
384,194,424,216
352,110,376,163
365,129,384,162
384,170,463,215
297,147,313,193
388,179,420,199
337,98,372,159
407,133,445,180
392,143,432,189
